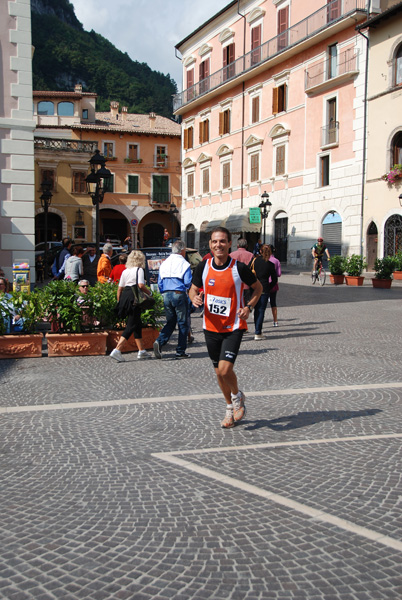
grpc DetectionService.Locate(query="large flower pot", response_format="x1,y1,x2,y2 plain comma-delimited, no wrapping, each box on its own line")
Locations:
345,275,365,286
329,274,345,285
372,278,392,289
46,331,108,357
0,334,43,359
393,271,402,280
106,327,159,353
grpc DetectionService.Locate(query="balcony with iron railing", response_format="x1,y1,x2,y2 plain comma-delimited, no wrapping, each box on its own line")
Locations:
305,48,359,93
173,0,366,112
148,192,172,205
321,121,339,147
154,155,169,168
34,138,98,153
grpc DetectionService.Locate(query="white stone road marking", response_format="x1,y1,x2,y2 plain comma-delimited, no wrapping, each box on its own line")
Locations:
153,443,402,553
1,381,402,414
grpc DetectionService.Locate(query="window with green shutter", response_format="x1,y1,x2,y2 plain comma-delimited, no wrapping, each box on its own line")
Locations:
103,174,114,193
128,175,139,194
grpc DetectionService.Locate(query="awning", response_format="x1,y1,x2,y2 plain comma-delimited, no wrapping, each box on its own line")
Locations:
204,218,227,232
225,211,261,233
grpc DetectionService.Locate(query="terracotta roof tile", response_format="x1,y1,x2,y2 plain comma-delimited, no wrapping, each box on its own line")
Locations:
72,112,181,136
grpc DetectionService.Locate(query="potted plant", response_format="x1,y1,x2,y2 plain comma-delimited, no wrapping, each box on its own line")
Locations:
328,255,346,284
381,164,402,184
393,250,402,280
344,254,367,286
0,288,44,359
372,256,395,289
42,280,107,357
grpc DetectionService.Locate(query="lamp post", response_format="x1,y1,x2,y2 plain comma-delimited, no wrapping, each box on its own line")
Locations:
85,150,112,257
169,202,179,239
40,179,53,279
259,190,272,245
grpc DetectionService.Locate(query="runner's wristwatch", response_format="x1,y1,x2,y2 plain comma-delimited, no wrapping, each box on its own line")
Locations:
246,304,253,313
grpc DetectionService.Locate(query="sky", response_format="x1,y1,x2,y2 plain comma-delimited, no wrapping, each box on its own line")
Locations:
69,0,231,91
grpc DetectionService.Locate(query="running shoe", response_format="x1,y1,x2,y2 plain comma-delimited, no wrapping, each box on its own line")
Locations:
153,340,162,359
137,350,150,359
175,352,191,359
232,391,246,422
254,334,264,340
110,348,125,362
273,322,279,327
221,407,235,429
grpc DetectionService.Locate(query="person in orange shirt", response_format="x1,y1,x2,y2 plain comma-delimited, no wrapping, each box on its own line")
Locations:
97,243,113,283
190,227,262,429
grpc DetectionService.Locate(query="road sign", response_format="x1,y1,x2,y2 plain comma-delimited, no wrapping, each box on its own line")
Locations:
131,218,138,227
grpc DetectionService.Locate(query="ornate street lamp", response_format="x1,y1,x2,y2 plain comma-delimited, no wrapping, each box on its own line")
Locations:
85,150,112,256
259,190,272,245
40,178,53,279
169,202,179,239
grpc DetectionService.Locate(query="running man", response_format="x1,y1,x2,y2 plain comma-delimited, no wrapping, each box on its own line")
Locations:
189,227,262,429
312,237,330,274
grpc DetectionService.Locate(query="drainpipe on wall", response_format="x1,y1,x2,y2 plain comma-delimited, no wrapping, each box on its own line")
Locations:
356,24,369,258
238,0,246,210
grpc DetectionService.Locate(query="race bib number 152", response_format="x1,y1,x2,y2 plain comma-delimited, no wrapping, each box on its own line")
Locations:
206,294,231,317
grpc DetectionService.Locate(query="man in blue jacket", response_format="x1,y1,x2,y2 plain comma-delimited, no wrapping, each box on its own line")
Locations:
153,240,192,359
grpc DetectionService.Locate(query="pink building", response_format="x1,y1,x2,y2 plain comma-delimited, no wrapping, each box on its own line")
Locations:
174,0,371,263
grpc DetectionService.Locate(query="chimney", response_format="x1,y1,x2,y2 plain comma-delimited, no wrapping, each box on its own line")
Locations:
110,101,119,120
149,112,156,129
74,83,82,94
121,106,128,121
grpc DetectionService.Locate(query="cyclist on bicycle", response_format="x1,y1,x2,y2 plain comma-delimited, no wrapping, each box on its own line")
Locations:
312,237,330,275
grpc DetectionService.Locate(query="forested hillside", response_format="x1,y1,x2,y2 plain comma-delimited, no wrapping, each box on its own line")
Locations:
31,0,177,118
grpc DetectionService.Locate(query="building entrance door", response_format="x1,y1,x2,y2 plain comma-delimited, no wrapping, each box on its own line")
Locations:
274,214,288,263
366,222,378,270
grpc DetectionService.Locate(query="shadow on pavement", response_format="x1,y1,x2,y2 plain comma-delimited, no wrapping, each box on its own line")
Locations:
244,408,382,431
279,281,402,307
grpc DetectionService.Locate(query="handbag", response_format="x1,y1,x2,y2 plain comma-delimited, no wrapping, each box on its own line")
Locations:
131,269,155,311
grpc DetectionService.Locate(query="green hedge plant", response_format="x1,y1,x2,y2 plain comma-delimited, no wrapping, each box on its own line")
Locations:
328,255,346,276
374,256,396,280
345,254,368,277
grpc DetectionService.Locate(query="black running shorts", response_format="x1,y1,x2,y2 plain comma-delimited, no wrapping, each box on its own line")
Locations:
203,329,245,369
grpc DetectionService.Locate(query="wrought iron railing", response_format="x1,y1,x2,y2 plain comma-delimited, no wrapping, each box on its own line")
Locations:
149,192,172,205
34,138,98,153
173,0,366,111
305,48,359,90
321,121,339,146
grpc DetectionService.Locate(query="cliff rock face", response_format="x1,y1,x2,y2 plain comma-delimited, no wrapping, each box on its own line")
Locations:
31,0,82,30
31,0,177,118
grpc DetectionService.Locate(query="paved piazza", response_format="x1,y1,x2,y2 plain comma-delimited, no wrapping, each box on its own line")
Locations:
1,273,402,600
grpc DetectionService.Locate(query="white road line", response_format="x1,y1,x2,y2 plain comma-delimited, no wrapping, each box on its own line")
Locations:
1,381,402,414
153,452,402,553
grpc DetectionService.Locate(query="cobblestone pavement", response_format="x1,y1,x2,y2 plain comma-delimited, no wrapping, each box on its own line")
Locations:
1,273,402,599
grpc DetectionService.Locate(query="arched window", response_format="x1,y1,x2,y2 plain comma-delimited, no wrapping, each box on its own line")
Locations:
395,44,402,86
392,131,402,166
186,224,195,249
37,101,54,116
57,102,74,116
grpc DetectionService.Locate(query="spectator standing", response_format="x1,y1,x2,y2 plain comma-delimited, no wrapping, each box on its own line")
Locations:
82,246,99,286
110,251,153,362
250,246,278,340
267,244,281,327
64,246,84,282
153,240,192,359
109,254,127,283
52,237,72,279
231,238,254,304
97,243,113,283
36,256,44,283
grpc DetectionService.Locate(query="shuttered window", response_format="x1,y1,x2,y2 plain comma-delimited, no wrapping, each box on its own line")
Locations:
202,168,210,194
276,145,285,176
219,110,230,135
184,126,194,150
272,84,287,114
223,43,235,80
187,173,194,197
277,6,289,51
199,59,210,93
128,175,139,194
250,154,259,182
251,25,261,64
222,162,231,189
199,119,209,144
251,96,260,123
72,171,86,193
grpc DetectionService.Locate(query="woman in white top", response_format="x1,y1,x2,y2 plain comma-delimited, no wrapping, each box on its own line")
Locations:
110,250,153,362
64,246,84,282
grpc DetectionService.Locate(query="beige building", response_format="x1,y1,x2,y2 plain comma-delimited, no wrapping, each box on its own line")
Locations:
358,1,402,269
0,0,36,282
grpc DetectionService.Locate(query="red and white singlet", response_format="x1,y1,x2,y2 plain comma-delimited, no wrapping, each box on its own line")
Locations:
202,258,247,333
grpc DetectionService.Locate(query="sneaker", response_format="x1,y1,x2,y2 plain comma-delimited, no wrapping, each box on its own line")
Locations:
254,334,264,340
273,322,279,327
232,391,246,422
137,350,150,360
153,340,162,359
221,407,235,429
175,352,191,359
110,348,125,362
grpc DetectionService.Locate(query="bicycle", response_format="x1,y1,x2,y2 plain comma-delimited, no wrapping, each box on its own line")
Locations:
312,257,326,286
